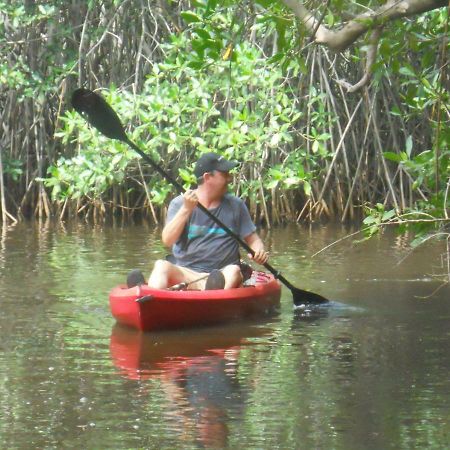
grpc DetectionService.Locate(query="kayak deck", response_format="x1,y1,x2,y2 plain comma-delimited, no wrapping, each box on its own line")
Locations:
109,272,281,331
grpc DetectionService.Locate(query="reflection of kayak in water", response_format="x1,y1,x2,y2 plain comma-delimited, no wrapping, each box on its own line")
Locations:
109,271,281,331
110,322,273,380
110,324,262,448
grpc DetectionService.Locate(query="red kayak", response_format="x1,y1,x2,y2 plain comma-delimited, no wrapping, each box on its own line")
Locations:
109,271,281,331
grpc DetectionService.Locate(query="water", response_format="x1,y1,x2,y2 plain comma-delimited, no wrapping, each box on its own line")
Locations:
0,222,449,449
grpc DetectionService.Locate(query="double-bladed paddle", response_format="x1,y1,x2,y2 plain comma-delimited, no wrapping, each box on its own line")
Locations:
71,88,329,306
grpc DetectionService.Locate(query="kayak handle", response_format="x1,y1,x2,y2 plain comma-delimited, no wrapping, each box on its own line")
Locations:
135,295,154,304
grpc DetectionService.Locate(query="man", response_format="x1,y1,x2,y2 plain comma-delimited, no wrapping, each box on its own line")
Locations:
147,152,269,290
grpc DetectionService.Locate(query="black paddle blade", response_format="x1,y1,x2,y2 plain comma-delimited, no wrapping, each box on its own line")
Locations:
71,88,128,142
276,273,329,306
291,286,329,306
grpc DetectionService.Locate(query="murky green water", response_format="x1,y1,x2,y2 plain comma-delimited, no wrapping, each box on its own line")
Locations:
0,221,449,449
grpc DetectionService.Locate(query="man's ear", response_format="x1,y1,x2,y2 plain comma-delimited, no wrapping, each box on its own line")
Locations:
203,172,213,182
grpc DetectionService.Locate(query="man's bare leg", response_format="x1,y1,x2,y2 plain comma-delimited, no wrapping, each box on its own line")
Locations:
221,264,243,289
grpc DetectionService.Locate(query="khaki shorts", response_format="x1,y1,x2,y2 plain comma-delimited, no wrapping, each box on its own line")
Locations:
174,265,209,290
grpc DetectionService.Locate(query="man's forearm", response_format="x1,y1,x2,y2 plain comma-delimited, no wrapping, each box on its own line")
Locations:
162,207,192,247
244,232,269,265
249,235,265,253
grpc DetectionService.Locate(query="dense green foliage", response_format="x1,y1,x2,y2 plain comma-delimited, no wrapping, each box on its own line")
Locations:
361,7,449,243
50,34,323,219
1,0,448,234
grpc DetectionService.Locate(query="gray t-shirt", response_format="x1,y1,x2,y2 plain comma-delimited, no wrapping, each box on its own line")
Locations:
167,194,256,272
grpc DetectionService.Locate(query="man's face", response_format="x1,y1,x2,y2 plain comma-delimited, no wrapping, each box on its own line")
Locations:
207,170,232,197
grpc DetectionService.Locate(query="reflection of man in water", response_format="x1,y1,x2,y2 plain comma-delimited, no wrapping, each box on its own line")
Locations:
197,403,228,449
160,348,242,449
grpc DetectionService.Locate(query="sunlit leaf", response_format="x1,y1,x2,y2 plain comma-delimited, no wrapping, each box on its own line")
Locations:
405,135,413,158
303,180,311,196
222,44,233,61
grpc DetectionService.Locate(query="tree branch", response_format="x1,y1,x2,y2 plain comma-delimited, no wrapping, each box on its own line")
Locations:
307,0,331,45
281,0,447,52
336,26,383,92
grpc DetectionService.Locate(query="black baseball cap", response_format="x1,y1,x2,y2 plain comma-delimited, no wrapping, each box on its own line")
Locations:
194,152,239,178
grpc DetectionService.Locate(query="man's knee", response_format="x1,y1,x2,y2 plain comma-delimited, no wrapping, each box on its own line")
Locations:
149,259,174,282
224,264,242,276
148,259,175,288
153,259,173,273
222,264,243,286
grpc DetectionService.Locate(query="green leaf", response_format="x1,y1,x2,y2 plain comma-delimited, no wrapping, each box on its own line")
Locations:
383,152,402,163
303,180,311,197
382,209,396,221
363,215,379,225
267,53,284,64
390,106,402,116
270,133,281,147
111,153,123,166
194,28,211,40
405,135,413,158
181,11,202,24
410,233,429,248
254,0,273,7
400,151,408,161
413,150,433,165
399,66,416,77
275,19,287,52
284,176,300,186
312,140,319,153
266,180,279,189
205,0,219,14
187,61,204,70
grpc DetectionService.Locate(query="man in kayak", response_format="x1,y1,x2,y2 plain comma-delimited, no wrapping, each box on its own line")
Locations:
145,152,268,290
